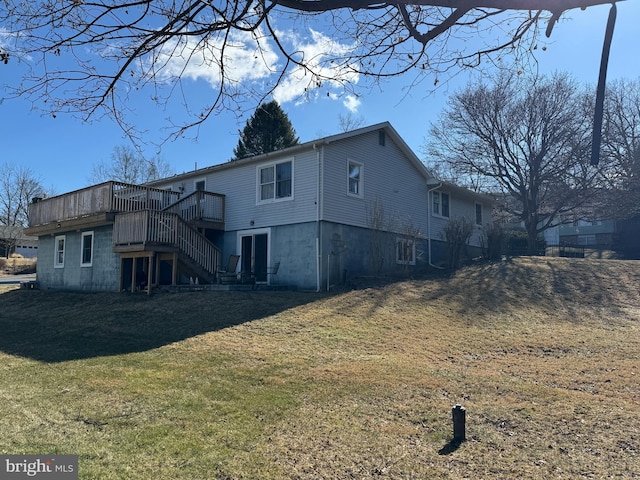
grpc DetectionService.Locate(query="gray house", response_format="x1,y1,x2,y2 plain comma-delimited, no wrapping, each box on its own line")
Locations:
26,123,491,292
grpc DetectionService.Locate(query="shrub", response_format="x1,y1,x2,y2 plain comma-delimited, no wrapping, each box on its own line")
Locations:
442,216,474,270
505,230,546,256
481,222,504,261
16,259,37,274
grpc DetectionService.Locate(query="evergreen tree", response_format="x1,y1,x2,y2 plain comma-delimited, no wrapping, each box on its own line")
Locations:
233,101,299,160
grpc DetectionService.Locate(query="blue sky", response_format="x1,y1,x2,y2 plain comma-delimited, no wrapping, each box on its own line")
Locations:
2,2,640,195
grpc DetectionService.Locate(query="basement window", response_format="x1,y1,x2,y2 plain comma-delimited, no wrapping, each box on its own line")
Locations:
396,238,415,265
54,235,66,268
81,231,94,267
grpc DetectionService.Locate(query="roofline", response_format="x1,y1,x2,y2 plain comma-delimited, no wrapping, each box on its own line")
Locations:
149,122,435,186
431,180,498,205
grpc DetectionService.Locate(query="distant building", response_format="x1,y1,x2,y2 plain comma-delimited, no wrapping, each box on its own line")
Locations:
0,226,38,259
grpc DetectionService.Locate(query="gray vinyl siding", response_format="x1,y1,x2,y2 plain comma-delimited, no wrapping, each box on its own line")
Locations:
429,189,489,248
156,150,319,231
36,225,120,291
322,130,430,236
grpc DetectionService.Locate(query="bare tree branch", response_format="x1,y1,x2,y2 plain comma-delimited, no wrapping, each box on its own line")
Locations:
0,0,624,142
427,72,601,254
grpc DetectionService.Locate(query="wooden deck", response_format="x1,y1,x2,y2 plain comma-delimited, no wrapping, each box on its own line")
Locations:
27,181,227,293
113,210,220,279
25,181,225,235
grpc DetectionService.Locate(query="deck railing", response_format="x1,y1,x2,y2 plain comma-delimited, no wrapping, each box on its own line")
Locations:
28,181,182,227
162,190,225,224
114,210,220,277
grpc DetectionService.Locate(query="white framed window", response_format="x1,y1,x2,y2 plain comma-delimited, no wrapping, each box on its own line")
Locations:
475,203,483,225
258,160,293,203
396,238,416,265
54,235,66,268
81,231,94,267
347,160,363,197
432,191,450,218
194,178,206,191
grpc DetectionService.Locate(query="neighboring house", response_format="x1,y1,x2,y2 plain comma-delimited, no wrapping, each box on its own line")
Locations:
0,226,38,259
26,123,492,292
557,219,617,247
552,216,639,258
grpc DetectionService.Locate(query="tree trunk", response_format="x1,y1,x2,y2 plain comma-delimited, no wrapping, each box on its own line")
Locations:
524,212,540,256
526,231,539,256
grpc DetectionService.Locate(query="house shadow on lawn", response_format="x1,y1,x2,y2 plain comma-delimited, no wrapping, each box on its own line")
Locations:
0,289,325,363
418,256,640,325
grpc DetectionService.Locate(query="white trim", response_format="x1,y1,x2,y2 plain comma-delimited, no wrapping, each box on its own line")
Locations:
54,234,66,268
236,228,273,284
431,191,450,219
81,231,94,267
256,158,294,204
194,177,207,192
396,237,416,265
347,158,364,198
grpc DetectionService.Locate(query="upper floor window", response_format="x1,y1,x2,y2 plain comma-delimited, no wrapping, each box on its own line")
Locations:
81,231,94,267
432,191,450,218
378,130,386,146
347,160,363,197
475,203,483,225
195,179,206,191
54,235,66,268
258,160,292,203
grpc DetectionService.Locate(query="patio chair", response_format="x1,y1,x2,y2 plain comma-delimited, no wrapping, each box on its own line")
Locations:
218,254,240,284
267,261,280,284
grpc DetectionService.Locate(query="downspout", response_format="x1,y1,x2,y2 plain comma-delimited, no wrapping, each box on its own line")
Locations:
314,143,322,292
427,182,444,269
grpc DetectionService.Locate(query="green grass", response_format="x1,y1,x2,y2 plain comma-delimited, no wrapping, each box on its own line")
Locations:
1,257,639,478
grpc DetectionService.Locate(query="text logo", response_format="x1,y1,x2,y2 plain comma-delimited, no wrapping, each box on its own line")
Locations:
0,456,77,480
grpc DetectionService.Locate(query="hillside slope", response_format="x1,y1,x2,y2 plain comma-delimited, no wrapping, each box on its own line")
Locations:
0,257,638,479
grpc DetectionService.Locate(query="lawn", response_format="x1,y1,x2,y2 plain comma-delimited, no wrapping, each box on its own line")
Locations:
1,257,639,479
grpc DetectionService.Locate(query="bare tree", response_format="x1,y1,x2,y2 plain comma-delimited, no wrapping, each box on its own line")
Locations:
0,0,619,142
0,163,45,257
338,113,366,133
366,197,389,274
441,216,474,269
598,78,640,217
427,72,599,255
89,145,174,185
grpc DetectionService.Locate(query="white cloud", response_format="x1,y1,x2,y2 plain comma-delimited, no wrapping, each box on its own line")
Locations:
0,28,14,51
343,94,361,113
148,29,279,87
145,27,359,107
271,29,359,104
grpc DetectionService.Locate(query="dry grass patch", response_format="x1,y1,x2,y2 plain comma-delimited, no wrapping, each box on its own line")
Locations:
0,255,36,275
1,257,639,478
